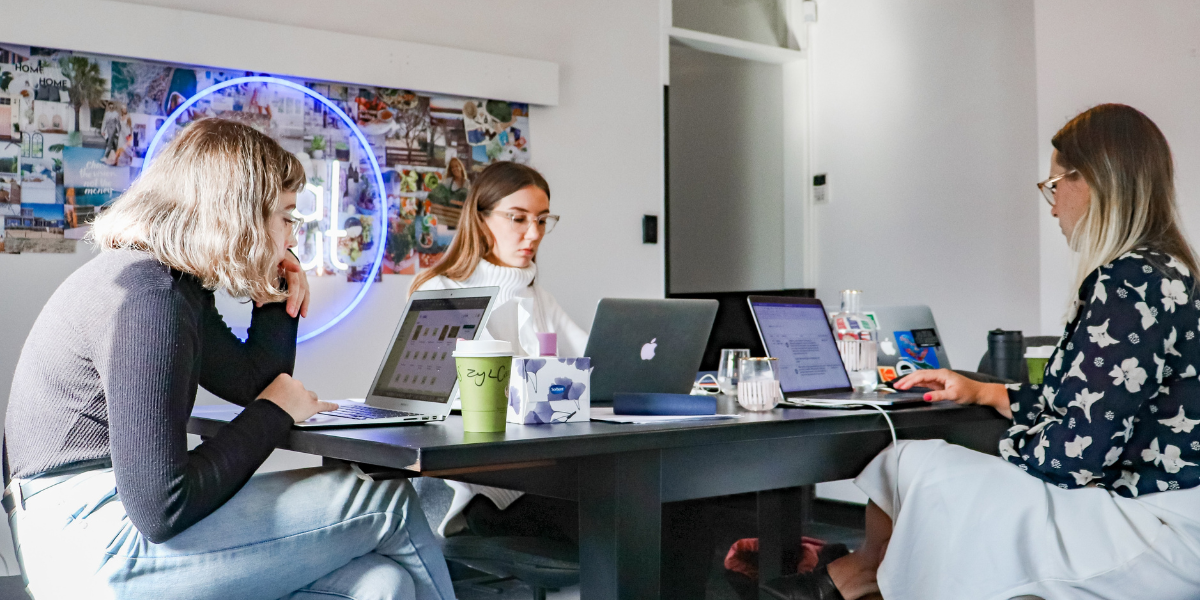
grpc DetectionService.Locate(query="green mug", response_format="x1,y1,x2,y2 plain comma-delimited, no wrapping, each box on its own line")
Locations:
1025,346,1055,385
453,340,513,433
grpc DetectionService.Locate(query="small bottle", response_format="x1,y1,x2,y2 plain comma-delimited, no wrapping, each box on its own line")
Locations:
830,290,879,392
536,332,558,357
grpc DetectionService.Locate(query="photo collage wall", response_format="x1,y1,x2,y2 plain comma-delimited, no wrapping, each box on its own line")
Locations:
0,43,532,281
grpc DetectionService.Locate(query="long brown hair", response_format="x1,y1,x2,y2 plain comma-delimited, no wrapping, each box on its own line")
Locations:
89,118,305,302
1053,104,1198,294
410,161,550,292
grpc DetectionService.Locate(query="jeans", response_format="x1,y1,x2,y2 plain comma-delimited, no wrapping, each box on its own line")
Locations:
10,466,455,600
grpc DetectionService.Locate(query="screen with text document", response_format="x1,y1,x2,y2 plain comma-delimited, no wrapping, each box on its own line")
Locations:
751,302,851,393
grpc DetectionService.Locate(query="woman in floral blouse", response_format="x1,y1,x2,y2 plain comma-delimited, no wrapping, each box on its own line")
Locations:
763,105,1200,600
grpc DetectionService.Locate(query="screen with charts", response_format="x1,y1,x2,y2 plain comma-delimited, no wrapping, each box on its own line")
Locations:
750,301,852,393
371,296,491,404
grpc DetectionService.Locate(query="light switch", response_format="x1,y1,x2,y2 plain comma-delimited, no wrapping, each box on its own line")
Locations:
813,173,829,204
643,215,658,244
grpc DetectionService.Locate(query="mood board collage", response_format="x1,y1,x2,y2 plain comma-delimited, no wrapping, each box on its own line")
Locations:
0,43,532,281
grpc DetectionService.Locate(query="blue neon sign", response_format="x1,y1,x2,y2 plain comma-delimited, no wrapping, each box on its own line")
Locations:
144,76,388,343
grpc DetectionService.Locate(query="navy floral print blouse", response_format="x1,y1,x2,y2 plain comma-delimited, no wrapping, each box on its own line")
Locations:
1004,250,1200,497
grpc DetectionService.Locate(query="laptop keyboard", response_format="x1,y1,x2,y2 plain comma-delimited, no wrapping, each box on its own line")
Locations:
320,405,421,420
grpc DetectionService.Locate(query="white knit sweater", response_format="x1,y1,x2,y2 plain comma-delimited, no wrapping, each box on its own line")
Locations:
417,259,589,535
417,260,588,358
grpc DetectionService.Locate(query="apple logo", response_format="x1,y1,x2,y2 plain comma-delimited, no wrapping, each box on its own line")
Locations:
880,339,897,356
640,338,658,361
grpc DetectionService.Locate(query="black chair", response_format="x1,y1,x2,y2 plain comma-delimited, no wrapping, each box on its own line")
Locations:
441,535,579,600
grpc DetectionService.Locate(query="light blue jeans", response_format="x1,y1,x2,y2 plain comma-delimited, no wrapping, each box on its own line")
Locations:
10,466,455,600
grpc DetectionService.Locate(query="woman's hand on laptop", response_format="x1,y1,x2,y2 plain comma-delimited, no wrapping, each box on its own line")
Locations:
259,373,338,423
894,369,1012,418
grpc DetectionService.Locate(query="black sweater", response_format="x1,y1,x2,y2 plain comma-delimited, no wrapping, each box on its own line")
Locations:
5,249,296,543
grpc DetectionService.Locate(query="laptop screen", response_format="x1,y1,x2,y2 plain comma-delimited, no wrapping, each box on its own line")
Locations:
749,300,851,393
371,296,491,404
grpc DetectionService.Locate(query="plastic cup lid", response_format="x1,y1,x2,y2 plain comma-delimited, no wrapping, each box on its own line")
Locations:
1024,346,1056,359
453,339,513,357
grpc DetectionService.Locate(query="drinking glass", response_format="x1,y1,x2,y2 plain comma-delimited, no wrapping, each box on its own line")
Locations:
717,348,751,395
736,357,782,411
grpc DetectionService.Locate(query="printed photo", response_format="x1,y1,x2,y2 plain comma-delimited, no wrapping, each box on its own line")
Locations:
0,43,532,257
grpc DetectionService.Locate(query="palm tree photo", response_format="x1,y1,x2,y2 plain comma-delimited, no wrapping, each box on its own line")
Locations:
58,57,107,139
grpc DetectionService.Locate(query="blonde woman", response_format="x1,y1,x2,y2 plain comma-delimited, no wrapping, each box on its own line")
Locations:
765,104,1200,600
4,119,453,600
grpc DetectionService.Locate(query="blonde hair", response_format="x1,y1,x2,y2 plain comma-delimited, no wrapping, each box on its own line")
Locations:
409,162,550,293
89,118,305,302
1054,104,1198,297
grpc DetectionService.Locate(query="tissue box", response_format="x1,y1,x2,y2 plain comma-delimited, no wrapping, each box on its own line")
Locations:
507,357,592,424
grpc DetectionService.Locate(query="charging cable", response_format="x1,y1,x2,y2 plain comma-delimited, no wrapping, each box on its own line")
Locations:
784,398,897,446
690,373,722,396
784,398,903,518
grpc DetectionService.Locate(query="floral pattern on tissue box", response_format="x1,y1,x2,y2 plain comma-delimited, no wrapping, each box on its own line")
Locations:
508,357,592,424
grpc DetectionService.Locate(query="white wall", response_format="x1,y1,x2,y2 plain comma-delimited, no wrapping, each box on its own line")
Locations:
1035,1,1200,335
808,0,1041,367
0,0,665,575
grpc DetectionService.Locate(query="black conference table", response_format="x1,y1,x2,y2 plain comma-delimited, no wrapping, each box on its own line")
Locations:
190,398,1009,599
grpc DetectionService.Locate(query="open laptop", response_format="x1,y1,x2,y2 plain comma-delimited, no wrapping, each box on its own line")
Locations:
585,298,719,402
747,296,926,406
193,287,500,428
863,305,951,379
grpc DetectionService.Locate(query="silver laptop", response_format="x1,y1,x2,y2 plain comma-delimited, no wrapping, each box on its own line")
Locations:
194,287,499,428
584,298,718,402
747,296,925,406
864,305,951,377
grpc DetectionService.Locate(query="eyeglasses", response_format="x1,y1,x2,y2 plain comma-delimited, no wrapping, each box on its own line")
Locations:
486,210,560,235
1037,170,1077,207
284,212,304,240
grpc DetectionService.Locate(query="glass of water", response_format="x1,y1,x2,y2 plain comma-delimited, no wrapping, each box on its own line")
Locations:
737,357,782,411
717,348,751,395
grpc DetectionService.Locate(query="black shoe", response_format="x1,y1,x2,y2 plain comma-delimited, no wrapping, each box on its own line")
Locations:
815,543,850,570
760,565,846,600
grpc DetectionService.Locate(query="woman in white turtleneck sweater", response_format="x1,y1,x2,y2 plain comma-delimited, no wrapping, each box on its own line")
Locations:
410,161,587,537
412,163,716,597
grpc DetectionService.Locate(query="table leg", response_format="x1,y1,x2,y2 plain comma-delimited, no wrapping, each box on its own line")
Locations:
758,485,813,596
578,450,663,600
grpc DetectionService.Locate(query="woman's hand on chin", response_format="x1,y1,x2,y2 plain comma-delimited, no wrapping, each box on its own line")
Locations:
278,250,310,318
893,369,1012,418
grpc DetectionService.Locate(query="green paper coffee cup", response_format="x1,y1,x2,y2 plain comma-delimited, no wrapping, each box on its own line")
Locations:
1025,346,1055,385
461,410,507,433
454,339,513,433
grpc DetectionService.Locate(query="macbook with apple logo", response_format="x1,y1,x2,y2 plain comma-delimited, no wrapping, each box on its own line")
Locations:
584,298,719,402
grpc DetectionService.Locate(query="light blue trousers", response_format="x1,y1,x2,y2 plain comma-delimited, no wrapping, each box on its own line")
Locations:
10,466,455,600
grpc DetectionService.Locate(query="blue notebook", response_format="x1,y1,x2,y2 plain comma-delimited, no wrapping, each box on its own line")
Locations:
612,393,717,416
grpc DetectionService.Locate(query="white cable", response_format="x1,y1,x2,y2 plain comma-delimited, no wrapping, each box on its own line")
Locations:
690,373,721,396
784,399,898,447
785,398,902,517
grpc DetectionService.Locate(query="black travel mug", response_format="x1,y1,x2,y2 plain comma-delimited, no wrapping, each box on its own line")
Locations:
988,329,1026,382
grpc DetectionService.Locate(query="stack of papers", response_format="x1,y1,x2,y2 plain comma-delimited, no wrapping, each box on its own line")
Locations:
590,407,739,424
